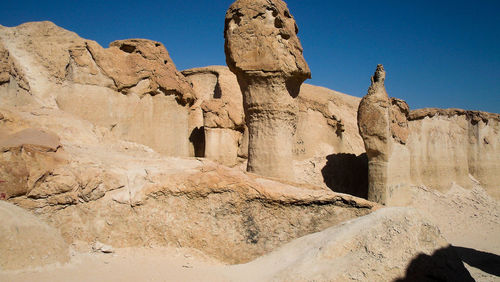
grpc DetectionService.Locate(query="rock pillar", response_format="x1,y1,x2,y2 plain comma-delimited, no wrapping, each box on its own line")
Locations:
358,65,392,204
224,0,311,179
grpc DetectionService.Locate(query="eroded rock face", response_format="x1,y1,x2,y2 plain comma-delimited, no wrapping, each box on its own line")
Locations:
183,66,245,165
359,65,500,203
183,66,366,193
68,39,194,104
357,65,393,204
0,22,194,157
407,109,500,198
0,102,376,266
224,0,311,179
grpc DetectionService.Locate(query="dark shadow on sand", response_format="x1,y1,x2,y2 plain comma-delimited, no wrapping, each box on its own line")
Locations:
453,246,500,277
396,245,500,281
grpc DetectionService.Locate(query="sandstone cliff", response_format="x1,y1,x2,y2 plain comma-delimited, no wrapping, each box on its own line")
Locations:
358,65,500,203
407,108,500,199
0,21,194,157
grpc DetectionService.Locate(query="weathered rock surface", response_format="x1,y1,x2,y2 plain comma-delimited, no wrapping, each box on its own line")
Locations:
359,65,500,202
0,21,193,157
232,207,471,281
357,65,401,204
225,0,311,180
224,0,310,78
407,108,500,199
68,39,194,103
0,104,376,265
184,66,368,196
1,18,499,278
183,66,245,165
0,201,69,270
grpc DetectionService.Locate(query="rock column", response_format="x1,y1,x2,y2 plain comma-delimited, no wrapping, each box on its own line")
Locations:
224,0,310,179
357,65,392,204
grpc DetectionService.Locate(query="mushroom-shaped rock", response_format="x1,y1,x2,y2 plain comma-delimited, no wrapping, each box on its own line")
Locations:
224,0,310,179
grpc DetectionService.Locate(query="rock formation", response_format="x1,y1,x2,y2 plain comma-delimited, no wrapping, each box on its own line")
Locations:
0,22,194,157
1,19,499,280
0,22,377,264
183,66,367,194
224,0,311,179
357,65,393,204
182,66,245,166
407,108,500,198
359,65,500,204
0,105,376,264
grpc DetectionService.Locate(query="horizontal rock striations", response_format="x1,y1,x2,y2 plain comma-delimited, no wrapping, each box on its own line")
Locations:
358,65,500,203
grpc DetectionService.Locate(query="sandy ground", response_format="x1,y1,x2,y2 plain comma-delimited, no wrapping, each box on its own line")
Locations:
1,183,499,282
0,247,237,282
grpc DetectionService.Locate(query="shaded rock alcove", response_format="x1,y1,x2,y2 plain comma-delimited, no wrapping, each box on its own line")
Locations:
321,153,369,199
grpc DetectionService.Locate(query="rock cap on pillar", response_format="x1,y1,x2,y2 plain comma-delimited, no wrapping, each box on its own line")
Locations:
224,0,311,85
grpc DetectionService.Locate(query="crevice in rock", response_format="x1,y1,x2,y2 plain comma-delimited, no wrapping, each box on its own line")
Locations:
118,44,136,54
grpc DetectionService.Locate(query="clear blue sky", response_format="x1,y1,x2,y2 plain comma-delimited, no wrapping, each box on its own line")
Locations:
1,0,499,113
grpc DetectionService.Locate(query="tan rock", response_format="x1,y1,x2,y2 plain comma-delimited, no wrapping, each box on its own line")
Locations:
203,128,241,166
73,39,195,104
0,128,64,199
357,65,393,204
0,88,377,266
56,86,191,157
0,201,69,270
390,98,410,144
0,40,30,98
407,108,500,198
7,145,375,264
183,66,245,160
224,0,311,180
359,65,500,203
183,66,366,192
0,22,194,157
224,0,310,78
234,207,470,281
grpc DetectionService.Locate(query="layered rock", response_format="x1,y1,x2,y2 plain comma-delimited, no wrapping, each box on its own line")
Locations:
224,0,311,180
0,21,194,157
182,66,245,166
407,108,500,199
359,65,500,203
183,66,366,194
